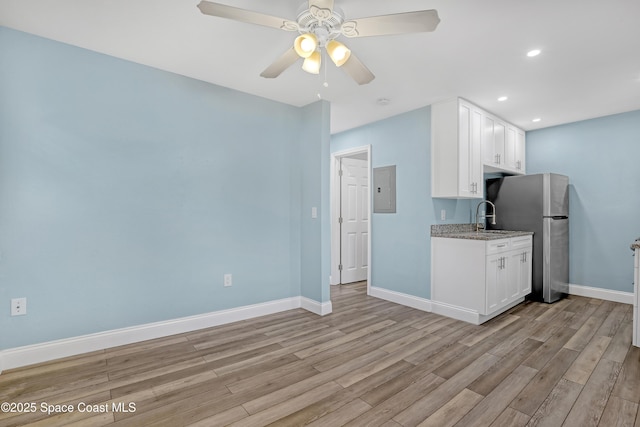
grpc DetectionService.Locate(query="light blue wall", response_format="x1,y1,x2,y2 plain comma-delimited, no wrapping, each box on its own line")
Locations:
332,107,474,299
299,101,331,303
526,110,640,293
0,27,327,349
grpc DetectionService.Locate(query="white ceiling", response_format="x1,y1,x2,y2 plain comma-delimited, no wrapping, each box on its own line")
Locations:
1,0,639,134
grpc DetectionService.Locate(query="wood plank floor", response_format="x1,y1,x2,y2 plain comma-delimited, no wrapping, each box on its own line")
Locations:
2,282,640,426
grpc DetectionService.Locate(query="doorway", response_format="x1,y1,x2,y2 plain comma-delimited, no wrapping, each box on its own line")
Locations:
330,146,372,293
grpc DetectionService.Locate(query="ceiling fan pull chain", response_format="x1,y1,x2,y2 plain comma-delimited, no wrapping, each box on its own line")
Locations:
323,49,329,88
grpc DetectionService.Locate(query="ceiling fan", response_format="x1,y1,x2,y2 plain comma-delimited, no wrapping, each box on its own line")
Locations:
197,0,440,85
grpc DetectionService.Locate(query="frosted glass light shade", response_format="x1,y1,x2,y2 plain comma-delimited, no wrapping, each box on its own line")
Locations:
326,40,351,67
294,33,318,58
302,50,321,74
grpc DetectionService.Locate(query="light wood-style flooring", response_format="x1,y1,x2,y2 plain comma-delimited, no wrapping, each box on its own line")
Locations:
1,281,640,426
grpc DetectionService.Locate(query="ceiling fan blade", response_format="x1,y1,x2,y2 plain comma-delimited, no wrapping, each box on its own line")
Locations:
197,1,298,31
260,47,300,79
341,54,375,85
342,10,440,38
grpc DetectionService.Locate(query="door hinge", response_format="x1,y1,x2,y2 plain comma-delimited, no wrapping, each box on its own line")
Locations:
338,169,343,177
338,264,343,271
338,217,343,224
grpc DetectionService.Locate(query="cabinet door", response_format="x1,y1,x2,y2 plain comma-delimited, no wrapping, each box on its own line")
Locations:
519,246,532,296
470,108,483,195
505,126,517,171
507,250,522,299
482,115,506,168
494,121,506,166
486,254,509,314
459,101,483,197
515,129,526,173
482,115,496,166
509,248,532,299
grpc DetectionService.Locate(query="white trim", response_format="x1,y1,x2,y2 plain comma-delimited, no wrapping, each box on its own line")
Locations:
300,297,333,316
430,300,481,324
368,286,432,312
330,145,372,293
0,296,330,373
431,298,524,325
568,283,633,305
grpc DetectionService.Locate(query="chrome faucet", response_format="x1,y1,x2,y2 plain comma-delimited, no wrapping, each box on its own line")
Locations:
475,200,497,232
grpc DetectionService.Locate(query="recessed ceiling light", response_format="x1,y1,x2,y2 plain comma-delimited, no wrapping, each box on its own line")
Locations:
376,98,390,106
532,118,542,123
527,49,541,57
498,96,508,102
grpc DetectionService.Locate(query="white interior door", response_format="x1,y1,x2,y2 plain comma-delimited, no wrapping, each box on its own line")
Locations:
340,157,369,284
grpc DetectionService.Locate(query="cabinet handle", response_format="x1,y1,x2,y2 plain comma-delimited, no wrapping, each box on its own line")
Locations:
496,244,507,248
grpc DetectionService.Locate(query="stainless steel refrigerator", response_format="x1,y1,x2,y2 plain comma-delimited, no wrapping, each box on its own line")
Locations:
486,173,569,303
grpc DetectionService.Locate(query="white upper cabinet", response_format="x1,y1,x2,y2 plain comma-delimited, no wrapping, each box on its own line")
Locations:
482,114,506,170
482,113,525,174
504,125,526,173
431,98,483,199
432,98,526,199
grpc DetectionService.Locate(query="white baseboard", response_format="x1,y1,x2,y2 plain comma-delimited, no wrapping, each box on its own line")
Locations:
370,282,634,325
430,298,524,325
430,300,481,324
2,283,630,373
300,297,333,316
369,286,432,312
0,296,331,373
569,283,634,305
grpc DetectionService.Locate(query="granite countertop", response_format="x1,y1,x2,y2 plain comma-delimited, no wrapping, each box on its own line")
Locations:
431,224,534,241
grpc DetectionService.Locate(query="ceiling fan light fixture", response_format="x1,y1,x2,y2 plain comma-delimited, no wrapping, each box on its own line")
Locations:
326,40,351,67
302,50,322,74
294,33,318,58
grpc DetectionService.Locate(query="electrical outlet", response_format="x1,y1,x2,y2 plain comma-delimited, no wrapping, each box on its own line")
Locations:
11,297,27,316
224,274,232,287
441,209,446,221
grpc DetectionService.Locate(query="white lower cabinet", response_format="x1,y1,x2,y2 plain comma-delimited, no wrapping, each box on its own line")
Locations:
432,235,532,324
510,236,533,299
